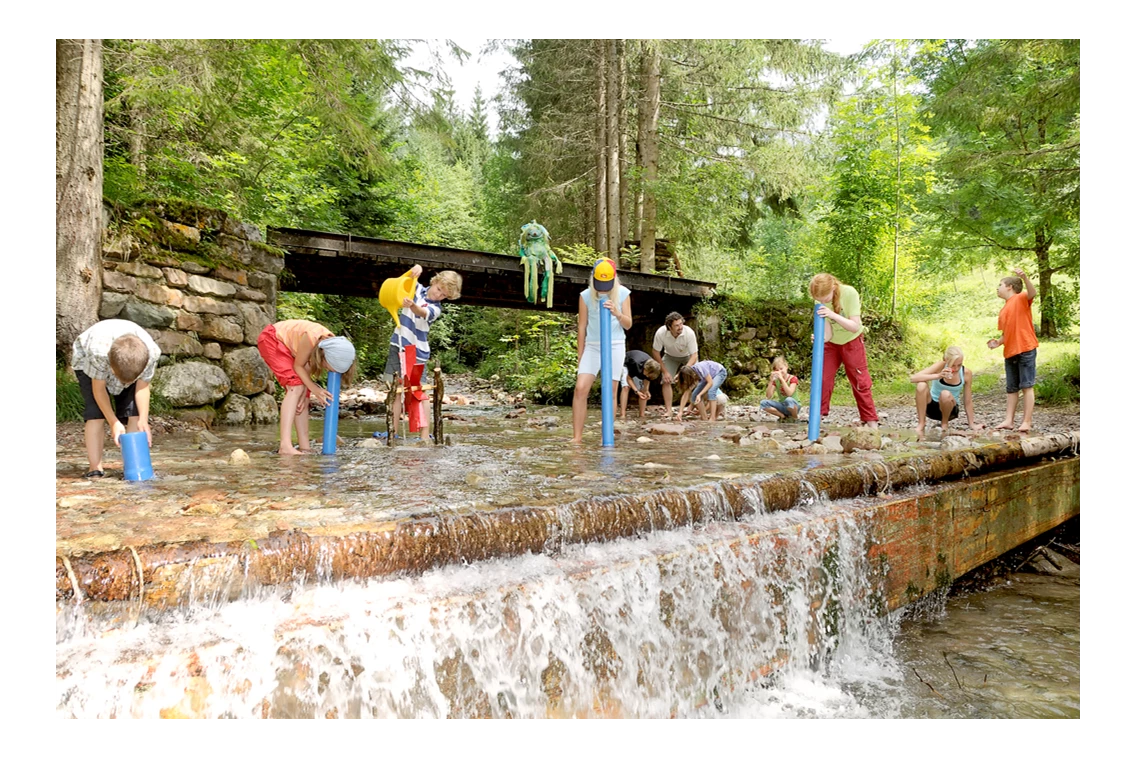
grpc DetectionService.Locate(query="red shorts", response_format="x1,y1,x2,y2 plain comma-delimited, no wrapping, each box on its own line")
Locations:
257,325,303,387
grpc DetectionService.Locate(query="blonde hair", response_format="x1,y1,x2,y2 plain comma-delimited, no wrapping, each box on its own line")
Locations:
432,270,463,300
642,359,661,380
772,356,789,372
108,335,150,384
943,346,964,367
809,273,843,315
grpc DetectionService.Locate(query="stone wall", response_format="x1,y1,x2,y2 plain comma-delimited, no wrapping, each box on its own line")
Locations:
99,201,284,426
691,299,815,399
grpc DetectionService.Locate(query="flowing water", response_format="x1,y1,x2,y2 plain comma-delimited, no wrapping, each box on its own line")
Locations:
55,402,1082,718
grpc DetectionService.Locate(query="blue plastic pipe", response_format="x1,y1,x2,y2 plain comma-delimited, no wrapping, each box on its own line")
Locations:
322,371,342,454
599,294,615,447
808,304,825,442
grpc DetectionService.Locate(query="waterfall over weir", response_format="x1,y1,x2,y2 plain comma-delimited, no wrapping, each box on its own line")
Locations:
55,429,1082,722
57,501,903,718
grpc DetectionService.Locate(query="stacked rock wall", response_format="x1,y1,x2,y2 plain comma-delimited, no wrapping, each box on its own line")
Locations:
99,201,283,426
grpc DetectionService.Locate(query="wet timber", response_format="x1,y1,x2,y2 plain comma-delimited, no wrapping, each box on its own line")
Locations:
56,433,1079,608
268,227,717,318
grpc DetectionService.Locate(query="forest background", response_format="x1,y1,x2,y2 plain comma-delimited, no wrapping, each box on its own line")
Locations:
56,38,1081,408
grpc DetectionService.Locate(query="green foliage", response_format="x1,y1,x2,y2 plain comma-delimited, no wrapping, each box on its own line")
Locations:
1040,280,1080,336
57,366,85,423
478,321,579,404
820,41,937,314
1034,352,1080,406
915,39,1080,337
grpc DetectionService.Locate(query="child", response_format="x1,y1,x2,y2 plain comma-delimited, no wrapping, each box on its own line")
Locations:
257,319,357,455
759,356,800,421
71,319,162,477
675,360,728,421
619,349,661,420
809,273,879,428
384,265,463,442
987,267,1038,432
571,258,633,443
910,346,985,440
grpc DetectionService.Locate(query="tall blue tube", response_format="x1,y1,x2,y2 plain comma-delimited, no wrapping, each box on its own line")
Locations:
599,294,615,447
808,304,825,442
322,371,342,455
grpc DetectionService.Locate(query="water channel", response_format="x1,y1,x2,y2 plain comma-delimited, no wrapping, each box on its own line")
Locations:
55,405,1079,717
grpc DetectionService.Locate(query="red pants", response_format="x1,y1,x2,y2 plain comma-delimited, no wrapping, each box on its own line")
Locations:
821,335,878,423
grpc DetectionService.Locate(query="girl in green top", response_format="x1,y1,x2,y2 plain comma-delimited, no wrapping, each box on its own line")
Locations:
809,273,879,427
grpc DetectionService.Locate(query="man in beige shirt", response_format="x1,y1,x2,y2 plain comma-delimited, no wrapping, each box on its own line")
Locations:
651,312,699,420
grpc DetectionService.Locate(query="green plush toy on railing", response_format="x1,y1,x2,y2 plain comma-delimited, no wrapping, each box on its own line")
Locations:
518,220,562,308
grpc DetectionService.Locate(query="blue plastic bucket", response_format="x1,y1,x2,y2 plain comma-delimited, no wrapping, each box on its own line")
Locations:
121,431,154,481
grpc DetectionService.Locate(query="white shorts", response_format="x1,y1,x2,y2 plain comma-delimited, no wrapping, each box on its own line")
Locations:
578,342,626,379
620,366,645,391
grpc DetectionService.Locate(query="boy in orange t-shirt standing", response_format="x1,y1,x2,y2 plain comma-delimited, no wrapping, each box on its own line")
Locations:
987,267,1039,432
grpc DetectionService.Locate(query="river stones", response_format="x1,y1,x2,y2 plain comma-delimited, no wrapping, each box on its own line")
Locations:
648,424,686,435
840,428,882,453
154,361,231,406
228,449,251,465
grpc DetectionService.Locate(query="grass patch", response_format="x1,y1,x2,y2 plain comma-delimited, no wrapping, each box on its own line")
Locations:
825,267,1079,408
1034,351,1080,406
56,366,85,423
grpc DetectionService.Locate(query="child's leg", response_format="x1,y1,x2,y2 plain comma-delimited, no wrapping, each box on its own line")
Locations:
420,397,431,442
84,419,107,472
295,390,313,451
937,390,956,432
914,382,929,437
1019,387,1034,432
638,384,649,419
760,399,785,419
278,384,305,454
997,355,1019,429
820,341,841,417
1017,349,1036,432
1000,395,1018,429
787,399,800,419
571,373,596,443
841,337,878,426
619,383,629,420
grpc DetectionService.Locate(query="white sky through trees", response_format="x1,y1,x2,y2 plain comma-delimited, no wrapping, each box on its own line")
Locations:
407,38,871,137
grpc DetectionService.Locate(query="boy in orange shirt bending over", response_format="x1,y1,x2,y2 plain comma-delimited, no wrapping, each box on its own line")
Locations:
987,267,1038,432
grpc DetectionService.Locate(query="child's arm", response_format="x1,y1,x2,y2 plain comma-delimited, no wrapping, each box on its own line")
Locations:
987,336,1005,350
765,375,777,400
1014,267,1037,299
817,306,859,335
577,296,587,361
90,378,127,444
782,377,798,397
909,361,946,383
135,380,152,445
293,335,333,406
963,368,985,430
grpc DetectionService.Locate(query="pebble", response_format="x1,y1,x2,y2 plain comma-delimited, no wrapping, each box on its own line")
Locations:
636,436,653,443
228,449,251,465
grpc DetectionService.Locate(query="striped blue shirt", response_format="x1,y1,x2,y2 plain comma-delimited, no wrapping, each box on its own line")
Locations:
389,283,442,364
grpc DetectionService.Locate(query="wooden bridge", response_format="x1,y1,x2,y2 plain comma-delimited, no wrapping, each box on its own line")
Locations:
267,227,717,321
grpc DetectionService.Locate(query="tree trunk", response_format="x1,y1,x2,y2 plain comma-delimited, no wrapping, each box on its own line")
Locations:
638,41,661,274
617,40,630,259
1036,229,1056,338
57,39,104,363
594,40,608,254
605,39,621,259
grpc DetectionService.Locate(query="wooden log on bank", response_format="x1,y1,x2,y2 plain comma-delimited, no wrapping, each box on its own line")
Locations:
55,433,1079,606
